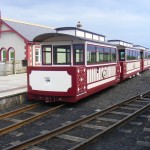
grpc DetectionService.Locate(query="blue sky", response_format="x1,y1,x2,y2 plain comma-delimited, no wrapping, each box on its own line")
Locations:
1,0,150,47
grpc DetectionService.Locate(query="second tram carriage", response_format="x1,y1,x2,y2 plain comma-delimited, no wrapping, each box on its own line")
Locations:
108,40,141,81
27,27,150,103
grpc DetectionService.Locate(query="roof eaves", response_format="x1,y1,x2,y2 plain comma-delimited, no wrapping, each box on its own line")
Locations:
2,18,55,29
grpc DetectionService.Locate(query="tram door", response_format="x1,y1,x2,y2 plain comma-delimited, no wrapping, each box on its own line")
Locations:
118,49,125,79
140,51,144,71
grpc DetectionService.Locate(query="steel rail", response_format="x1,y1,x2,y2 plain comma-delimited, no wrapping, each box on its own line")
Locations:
0,103,39,120
70,103,150,150
0,104,65,136
4,92,150,150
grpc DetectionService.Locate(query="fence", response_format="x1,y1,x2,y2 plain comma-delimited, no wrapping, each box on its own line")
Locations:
0,60,27,76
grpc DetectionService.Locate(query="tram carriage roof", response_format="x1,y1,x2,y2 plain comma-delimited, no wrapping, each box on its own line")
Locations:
33,32,117,47
33,27,117,47
55,27,105,37
108,40,143,51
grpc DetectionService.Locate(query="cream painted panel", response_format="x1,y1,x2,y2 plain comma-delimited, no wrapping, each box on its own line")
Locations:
85,33,92,39
87,76,116,89
29,71,72,92
126,61,140,71
99,36,105,42
0,32,26,60
87,66,116,85
126,68,140,74
93,35,99,40
144,60,150,68
57,30,75,36
76,30,84,37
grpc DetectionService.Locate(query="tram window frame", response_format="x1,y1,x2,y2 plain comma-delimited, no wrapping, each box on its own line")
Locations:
126,49,140,60
73,44,85,65
42,45,52,65
87,44,117,64
53,45,71,65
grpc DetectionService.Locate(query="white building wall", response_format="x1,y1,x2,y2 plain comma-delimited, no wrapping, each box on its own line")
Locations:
0,32,26,60
0,22,27,75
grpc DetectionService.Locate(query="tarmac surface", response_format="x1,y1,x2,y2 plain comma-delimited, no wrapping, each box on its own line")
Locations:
0,73,27,98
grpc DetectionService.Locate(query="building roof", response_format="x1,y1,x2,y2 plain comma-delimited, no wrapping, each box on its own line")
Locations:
2,18,56,42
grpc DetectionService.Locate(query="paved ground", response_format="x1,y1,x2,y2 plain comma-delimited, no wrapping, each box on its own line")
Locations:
0,73,27,98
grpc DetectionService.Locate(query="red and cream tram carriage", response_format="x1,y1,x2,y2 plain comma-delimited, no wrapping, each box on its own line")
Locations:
142,48,150,71
133,45,150,71
27,27,120,102
108,40,141,81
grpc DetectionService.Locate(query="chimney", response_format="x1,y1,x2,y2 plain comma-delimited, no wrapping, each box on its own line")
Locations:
76,21,82,28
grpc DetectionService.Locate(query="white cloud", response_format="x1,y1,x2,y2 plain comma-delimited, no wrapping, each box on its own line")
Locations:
1,0,150,47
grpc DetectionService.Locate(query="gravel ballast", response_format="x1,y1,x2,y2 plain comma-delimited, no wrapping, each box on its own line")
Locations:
0,70,150,150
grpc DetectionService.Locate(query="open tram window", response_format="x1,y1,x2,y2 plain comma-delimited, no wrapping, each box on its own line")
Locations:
119,49,125,61
73,44,84,65
42,45,52,65
53,45,71,65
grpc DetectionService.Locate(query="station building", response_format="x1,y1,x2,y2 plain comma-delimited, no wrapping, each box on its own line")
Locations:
0,18,55,75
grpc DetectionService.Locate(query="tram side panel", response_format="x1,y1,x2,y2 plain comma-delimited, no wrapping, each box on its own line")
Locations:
120,60,141,81
86,63,120,95
27,66,87,103
143,59,150,71
27,63,120,103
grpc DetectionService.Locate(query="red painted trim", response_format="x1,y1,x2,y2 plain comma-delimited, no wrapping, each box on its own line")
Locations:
0,47,7,61
0,18,2,38
1,30,14,33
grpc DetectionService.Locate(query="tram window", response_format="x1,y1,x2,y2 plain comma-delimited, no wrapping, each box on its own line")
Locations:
111,48,116,62
145,52,147,58
127,50,130,60
73,44,84,65
127,49,139,60
132,51,136,60
97,46,103,62
119,50,125,61
138,51,140,59
53,45,71,65
103,47,111,62
87,44,96,64
42,46,52,65
145,52,150,58
87,51,96,63
148,52,150,58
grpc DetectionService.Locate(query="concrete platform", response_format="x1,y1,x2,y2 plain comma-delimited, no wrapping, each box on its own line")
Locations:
0,73,27,110
0,73,27,98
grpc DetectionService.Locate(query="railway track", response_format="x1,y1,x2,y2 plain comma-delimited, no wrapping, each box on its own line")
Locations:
0,103,65,136
4,91,150,150
0,103,39,120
